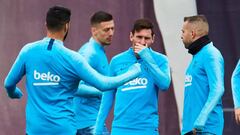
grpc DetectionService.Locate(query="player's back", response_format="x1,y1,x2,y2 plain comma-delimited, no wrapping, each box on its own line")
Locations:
23,37,80,134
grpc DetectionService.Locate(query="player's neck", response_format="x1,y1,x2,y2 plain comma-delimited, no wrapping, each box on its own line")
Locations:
47,31,64,41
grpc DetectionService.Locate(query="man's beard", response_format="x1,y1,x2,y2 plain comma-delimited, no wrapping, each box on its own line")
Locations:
63,30,68,41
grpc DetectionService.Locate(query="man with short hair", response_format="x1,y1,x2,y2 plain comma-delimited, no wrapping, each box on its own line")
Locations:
4,6,141,135
181,15,224,135
74,11,114,135
95,19,171,135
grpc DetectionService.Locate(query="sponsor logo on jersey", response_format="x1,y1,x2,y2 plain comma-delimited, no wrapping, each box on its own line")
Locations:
121,77,148,91
33,70,60,86
185,74,192,87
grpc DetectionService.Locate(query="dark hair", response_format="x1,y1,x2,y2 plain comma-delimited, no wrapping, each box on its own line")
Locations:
131,19,154,36
90,11,113,26
184,15,208,23
46,5,71,31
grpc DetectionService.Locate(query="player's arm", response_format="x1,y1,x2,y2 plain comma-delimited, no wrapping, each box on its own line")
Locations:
72,53,141,91
4,47,27,99
95,59,117,134
75,51,102,97
231,59,240,124
193,54,224,130
137,46,171,90
74,81,102,98
95,90,115,134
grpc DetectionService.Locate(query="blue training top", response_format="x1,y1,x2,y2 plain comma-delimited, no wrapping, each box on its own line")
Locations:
232,59,240,108
4,37,141,135
95,47,170,135
74,38,109,129
182,42,224,135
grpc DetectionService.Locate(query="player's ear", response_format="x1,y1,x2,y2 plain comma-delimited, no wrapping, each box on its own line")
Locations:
91,27,97,36
152,34,155,44
130,32,133,42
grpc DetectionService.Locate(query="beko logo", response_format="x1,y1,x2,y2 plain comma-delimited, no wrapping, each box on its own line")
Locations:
124,77,148,86
185,74,192,87
33,70,60,86
122,78,148,91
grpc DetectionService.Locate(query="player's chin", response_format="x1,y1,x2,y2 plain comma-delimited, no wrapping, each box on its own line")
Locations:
105,40,112,45
104,42,111,46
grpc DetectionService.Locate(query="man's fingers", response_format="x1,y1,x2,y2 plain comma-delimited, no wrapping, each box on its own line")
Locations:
135,43,142,46
236,114,240,124
235,109,240,124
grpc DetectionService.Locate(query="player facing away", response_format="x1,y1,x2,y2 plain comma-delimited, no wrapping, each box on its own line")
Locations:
4,6,141,135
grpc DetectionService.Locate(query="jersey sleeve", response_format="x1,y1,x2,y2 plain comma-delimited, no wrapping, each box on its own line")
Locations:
194,52,224,130
138,48,171,90
74,81,102,97
95,90,115,134
95,59,117,134
75,49,101,97
232,59,240,108
70,52,141,91
4,46,27,99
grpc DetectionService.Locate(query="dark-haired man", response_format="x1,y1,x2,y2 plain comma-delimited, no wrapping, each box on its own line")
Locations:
95,19,171,135
4,6,141,135
74,11,114,135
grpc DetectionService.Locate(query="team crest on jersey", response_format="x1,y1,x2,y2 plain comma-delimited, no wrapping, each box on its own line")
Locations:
33,70,61,86
185,74,192,87
121,77,148,91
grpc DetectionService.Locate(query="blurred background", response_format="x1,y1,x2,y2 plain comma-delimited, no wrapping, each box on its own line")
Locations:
0,0,239,134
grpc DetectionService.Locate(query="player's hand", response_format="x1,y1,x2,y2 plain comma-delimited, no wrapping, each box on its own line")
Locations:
8,87,23,99
192,128,197,135
235,108,240,124
133,43,148,54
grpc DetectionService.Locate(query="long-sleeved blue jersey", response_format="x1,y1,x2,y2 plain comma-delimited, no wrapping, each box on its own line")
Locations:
232,59,240,108
74,38,109,129
95,47,170,135
182,42,224,135
4,37,141,135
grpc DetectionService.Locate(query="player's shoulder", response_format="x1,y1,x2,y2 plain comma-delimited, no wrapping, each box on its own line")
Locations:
150,49,167,57
79,41,99,56
150,48,168,62
20,39,44,55
201,42,223,61
111,49,130,63
63,46,80,58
